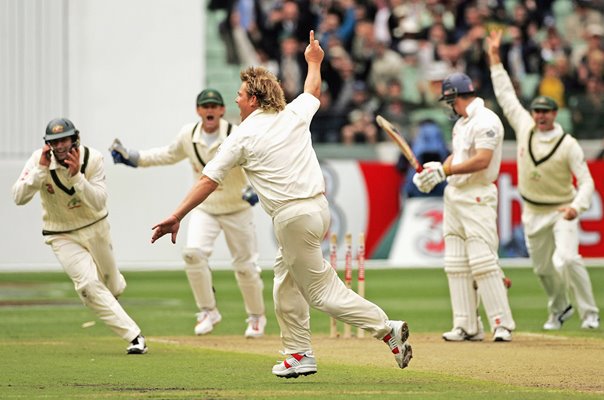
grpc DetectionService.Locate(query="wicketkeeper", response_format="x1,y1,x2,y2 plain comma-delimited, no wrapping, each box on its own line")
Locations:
109,89,266,338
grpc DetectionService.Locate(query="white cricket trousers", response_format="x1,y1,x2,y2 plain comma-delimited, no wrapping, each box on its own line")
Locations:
523,207,599,318
184,207,264,315
45,219,141,342
272,194,392,354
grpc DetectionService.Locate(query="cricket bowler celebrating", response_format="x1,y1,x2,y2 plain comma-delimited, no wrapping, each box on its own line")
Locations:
486,30,599,330
12,118,147,354
150,31,412,378
109,89,266,338
413,72,516,342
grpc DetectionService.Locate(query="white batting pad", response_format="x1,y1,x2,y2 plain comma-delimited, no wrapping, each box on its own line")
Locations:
446,272,479,335
475,270,516,331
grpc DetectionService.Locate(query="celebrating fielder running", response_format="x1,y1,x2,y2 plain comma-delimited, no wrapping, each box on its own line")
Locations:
150,31,412,378
486,30,599,330
13,118,147,354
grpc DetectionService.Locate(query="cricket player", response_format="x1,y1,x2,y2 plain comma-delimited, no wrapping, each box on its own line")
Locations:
12,118,147,354
486,30,599,330
108,89,266,338
413,72,516,342
150,31,412,378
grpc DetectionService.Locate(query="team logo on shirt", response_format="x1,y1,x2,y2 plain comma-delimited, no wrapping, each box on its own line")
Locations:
67,197,82,209
45,184,55,194
486,130,495,138
529,170,541,181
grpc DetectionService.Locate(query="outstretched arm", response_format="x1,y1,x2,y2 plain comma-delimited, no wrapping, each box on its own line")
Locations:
151,175,218,243
303,30,324,99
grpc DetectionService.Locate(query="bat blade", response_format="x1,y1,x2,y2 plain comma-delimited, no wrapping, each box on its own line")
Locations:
376,115,423,172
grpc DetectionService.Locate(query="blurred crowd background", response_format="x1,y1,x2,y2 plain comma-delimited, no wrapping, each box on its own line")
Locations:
207,0,603,148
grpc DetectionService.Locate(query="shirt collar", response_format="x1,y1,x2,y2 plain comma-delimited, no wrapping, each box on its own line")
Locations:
247,108,264,120
464,97,484,119
239,108,265,128
535,123,564,142
192,120,224,143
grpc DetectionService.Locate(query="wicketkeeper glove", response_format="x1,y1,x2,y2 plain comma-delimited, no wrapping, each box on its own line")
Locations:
108,138,140,168
242,185,259,206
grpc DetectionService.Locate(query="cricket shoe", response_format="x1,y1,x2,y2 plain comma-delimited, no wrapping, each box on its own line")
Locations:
581,313,600,329
126,335,147,354
384,320,413,369
244,315,267,338
194,309,222,335
442,318,485,342
493,326,512,342
543,305,574,330
272,351,317,378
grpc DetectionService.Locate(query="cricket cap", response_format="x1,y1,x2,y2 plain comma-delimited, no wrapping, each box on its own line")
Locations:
196,88,224,106
530,96,558,111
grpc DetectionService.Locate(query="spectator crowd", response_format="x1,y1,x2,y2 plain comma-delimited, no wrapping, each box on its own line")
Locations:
209,0,604,145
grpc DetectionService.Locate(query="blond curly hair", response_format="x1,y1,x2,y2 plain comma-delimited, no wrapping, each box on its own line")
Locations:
240,66,286,113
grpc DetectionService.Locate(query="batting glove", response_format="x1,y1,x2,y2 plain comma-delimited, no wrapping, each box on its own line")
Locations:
420,161,447,187
109,138,140,168
242,185,259,206
412,172,436,193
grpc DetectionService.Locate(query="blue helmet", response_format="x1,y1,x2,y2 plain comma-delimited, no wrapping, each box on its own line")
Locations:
439,73,475,104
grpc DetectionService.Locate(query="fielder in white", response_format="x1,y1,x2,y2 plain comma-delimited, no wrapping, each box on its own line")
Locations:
150,31,412,378
108,89,266,337
487,30,599,330
414,72,516,342
12,118,147,354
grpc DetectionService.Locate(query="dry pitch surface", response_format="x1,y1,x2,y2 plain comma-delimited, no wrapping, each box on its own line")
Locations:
162,333,604,394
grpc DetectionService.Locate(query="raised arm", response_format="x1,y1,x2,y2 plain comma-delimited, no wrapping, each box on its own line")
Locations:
486,29,533,135
303,30,324,99
485,29,503,66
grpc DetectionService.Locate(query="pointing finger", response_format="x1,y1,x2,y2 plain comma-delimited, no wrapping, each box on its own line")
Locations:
309,30,314,44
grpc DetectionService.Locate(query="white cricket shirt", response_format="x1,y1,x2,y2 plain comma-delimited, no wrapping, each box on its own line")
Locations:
203,92,324,217
447,97,504,187
490,63,594,212
12,146,109,233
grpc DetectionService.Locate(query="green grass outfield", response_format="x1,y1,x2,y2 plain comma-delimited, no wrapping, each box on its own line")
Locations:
0,267,602,399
